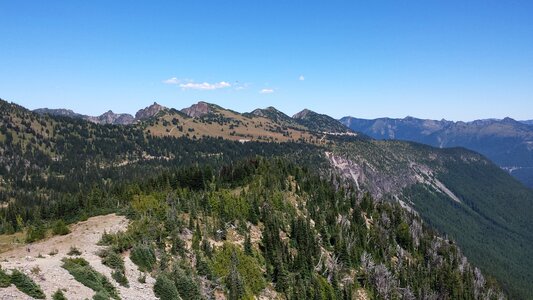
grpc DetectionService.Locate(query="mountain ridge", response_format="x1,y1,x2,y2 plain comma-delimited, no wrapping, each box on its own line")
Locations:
340,115,533,188
3,98,533,297
34,102,168,125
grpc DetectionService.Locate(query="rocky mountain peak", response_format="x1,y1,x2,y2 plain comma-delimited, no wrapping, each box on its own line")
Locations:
292,109,314,119
33,108,81,118
181,101,213,118
251,107,281,117
135,102,166,120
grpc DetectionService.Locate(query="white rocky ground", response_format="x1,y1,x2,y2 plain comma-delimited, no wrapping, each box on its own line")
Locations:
0,214,156,300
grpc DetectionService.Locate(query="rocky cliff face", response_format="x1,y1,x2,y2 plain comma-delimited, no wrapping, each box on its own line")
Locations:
34,108,135,125
181,101,212,118
33,108,85,119
88,110,135,125
134,102,166,120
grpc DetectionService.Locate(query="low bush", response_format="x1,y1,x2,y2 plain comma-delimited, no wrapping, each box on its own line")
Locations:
101,250,129,287
25,224,46,243
171,267,202,300
211,243,265,297
0,267,10,287
10,269,46,299
154,274,179,300
137,272,146,283
98,231,134,253
67,246,82,256
52,289,68,300
101,251,124,270
62,257,119,300
112,270,129,287
130,244,156,272
52,220,70,236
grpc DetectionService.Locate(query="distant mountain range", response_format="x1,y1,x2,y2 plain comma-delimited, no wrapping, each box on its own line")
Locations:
34,102,353,143
34,102,166,125
340,116,533,188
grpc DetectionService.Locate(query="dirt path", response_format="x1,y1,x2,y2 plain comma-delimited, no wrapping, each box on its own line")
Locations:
0,214,156,300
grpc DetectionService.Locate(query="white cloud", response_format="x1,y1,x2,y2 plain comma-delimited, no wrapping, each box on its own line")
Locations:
163,77,232,90
299,75,305,81
234,82,250,91
179,81,231,90
163,77,180,84
260,88,274,94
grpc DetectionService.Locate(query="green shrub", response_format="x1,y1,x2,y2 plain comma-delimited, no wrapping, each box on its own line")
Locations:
52,289,68,300
396,222,412,250
10,269,46,299
93,290,110,300
211,243,265,297
130,244,156,272
52,220,71,236
0,267,11,287
25,224,46,243
137,273,146,283
98,230,114,246
67,246,82,256
101,250,129,287
154,274,179,300
98,231,134,253
172,267,202,300
195,253,212,279
111,270,129,287
62,258,119,300
101,251,124,270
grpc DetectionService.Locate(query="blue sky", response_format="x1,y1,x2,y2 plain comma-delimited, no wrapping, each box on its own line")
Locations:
1,1,532,120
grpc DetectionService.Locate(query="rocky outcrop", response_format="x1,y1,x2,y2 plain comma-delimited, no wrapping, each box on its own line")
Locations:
34,108,85,119
34,108,135,125
89,110,135,125
292,109,313,119
181,101,212,118
135,102,166,120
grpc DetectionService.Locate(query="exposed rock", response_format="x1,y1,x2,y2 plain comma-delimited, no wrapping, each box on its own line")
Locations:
34,108,83,119
135,102,166,120
292,109,313,119
181,101,212,118
94,110,135,125
340,115,533,188
34,108,135,125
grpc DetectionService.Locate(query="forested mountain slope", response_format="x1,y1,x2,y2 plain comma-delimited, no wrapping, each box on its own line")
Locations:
330,140,533,298
94,158,504,299
1,98,531,298
340,116,533,188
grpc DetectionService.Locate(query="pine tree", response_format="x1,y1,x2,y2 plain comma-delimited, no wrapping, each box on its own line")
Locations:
244,232,253,256
227,250,245,300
